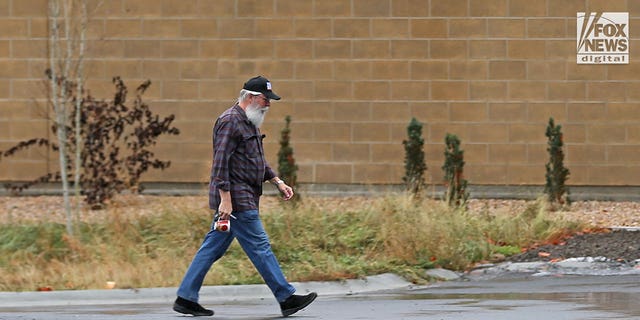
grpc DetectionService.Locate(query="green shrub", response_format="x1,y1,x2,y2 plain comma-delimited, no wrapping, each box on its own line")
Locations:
544,118,570,209
402,118,427,195
277,115,300,203
443,133,469,207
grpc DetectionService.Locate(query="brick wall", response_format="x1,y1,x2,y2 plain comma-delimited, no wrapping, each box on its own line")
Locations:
1,0,639,187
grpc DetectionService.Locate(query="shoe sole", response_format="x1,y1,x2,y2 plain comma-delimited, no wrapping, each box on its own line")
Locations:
173,304,214,317
281,292,318,317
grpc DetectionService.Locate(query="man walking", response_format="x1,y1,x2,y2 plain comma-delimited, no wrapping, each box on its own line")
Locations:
173,76,317,317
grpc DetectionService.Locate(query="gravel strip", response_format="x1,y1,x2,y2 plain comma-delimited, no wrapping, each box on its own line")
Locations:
1,196,639,228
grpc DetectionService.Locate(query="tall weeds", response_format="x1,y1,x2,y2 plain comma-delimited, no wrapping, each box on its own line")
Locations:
0,195,584,291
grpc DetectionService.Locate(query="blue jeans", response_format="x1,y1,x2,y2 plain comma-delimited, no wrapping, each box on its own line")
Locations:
177,209,296,303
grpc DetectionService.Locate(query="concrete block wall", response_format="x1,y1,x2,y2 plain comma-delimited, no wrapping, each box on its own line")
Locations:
1,0,639,187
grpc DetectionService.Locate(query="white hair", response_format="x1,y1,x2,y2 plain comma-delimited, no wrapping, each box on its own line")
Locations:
238,89,261,104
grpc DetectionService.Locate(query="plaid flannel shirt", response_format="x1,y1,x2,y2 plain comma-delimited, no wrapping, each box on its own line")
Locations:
209,104,276,212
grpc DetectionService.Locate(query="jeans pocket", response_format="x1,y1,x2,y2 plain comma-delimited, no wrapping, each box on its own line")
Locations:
237,209,259,222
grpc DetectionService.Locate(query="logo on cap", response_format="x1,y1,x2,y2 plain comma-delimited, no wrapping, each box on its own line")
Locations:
266,81,272,90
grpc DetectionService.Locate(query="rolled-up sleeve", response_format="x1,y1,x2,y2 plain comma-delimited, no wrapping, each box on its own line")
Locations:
211,119,237,191
264,163,276,182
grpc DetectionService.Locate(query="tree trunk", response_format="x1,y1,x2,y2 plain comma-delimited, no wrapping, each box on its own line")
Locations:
74,0,87,219
49,0,73,236
49,0,88,236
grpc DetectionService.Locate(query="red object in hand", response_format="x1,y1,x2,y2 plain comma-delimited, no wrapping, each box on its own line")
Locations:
215,219,230,232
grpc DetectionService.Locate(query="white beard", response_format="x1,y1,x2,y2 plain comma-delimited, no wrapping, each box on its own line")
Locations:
246,102,269,128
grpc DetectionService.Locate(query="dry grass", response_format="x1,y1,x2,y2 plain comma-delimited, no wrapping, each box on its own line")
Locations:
0,194,587,291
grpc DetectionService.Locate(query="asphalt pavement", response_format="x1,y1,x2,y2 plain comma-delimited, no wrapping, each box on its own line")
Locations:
1,271,640,319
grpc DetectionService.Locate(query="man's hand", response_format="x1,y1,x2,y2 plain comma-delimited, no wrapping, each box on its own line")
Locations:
278,183,294,201
218,190,233,220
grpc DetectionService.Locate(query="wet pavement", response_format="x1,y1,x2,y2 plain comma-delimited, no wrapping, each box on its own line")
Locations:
409,274,640,319
1,273,639,319
467,258,640,280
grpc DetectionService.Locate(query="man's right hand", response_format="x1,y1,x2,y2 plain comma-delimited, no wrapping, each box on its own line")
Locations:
218,190,233,220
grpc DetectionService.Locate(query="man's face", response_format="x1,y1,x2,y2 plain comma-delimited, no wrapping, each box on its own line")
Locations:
252,94,270,108
246,94,270,127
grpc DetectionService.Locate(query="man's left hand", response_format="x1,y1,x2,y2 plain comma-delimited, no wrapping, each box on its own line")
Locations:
278,183,294,201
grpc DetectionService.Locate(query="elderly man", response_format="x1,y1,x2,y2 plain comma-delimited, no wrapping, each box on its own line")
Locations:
173,76,317,317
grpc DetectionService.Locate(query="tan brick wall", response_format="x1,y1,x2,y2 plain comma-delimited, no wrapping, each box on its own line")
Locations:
1,0,640,187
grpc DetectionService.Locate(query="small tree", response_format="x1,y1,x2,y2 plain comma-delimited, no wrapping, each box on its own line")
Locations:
47,0,89,235
443,133,469,207
1,78,180,209
544,117,570,209
402,118,427,195
277,115,300,203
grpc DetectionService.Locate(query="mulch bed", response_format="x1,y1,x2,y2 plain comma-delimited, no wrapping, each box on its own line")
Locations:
508,229,640,263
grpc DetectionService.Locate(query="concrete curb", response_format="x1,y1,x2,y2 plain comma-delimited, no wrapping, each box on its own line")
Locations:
0,273,412,308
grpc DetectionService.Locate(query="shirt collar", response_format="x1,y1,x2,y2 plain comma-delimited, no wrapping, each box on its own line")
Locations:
232,104,247,119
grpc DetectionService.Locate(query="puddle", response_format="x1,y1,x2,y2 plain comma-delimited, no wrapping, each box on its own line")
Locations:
393,289,640,318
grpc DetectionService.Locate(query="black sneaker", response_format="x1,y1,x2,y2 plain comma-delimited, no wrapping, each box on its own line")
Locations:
279,292,317,317
173,297,214,317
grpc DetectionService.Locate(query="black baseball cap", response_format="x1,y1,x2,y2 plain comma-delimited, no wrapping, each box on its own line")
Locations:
243,76,281,100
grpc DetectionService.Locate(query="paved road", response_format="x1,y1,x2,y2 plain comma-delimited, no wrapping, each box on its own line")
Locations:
1,273,639,319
